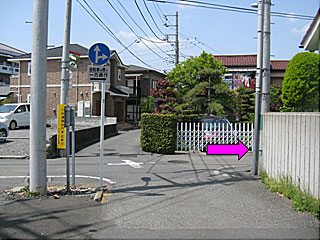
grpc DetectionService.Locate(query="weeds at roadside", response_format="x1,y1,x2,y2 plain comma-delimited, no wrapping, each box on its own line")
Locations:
260,170,320,219
21,186,41,197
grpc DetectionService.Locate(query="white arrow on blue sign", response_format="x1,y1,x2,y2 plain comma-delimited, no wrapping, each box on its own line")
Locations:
88,43,111,65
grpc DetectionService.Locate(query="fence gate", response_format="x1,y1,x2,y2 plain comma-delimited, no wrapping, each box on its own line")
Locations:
177,122,254,152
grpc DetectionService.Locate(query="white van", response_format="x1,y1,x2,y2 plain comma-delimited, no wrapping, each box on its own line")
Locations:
0,103,30,130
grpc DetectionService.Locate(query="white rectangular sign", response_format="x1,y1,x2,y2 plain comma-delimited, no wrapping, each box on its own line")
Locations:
87,65,110,83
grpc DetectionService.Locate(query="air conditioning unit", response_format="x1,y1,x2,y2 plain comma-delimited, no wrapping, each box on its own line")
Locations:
93,82,101,92
93,82,110,92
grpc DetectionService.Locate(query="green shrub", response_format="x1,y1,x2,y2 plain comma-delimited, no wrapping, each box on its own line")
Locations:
282,52,320,112
140,113,198,154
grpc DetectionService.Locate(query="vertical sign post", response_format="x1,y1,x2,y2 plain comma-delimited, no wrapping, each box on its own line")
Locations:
88,43,111,190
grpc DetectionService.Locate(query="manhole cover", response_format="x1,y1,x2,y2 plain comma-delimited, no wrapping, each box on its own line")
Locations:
168,160,189,164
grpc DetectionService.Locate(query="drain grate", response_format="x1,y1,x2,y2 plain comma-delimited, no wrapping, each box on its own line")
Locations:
168,160,189,164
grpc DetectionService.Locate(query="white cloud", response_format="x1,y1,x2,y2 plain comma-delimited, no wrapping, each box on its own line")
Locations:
291,24,309,34
117,31,135,39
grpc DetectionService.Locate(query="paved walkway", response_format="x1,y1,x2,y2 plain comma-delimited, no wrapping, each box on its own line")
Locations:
0,129,319,239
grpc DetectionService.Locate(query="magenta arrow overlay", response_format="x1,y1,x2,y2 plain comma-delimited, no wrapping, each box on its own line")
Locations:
207,140,249,161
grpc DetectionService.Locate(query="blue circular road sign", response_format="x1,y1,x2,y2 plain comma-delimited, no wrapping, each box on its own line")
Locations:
88,43,111,65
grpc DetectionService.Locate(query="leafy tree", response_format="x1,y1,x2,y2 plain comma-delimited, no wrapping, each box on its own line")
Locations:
270,85,283,112
235,86,255,123
176,80,236,118
166,51,227,98
151,79,179,114
282,52,319,112
140,96,154,113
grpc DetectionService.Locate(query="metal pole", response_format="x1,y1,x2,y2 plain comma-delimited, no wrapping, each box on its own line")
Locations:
175,11,179,66
59,0,72,158
252,0,264,175
261,0,271,113
208,76,210,116
135,76,138,126
71,106,75,186
64,105,71,191
100,82,106,190
29,0,48,195
60,0,72,105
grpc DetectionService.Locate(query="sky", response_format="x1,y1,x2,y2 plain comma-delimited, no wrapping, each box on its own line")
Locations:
1,0,319,73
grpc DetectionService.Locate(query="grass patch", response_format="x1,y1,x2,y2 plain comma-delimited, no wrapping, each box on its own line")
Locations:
21,186,41,197
260,170,320,219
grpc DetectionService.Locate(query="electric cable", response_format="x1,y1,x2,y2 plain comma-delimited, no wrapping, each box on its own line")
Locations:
146,0,314,20
76,0,161,70
105,0,168,60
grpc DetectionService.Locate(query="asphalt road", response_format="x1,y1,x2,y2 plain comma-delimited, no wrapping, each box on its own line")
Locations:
0,129,319,239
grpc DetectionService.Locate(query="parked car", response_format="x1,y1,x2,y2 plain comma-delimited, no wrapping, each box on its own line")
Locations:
0,122,9,143
0,103,30,130
200,116,233,142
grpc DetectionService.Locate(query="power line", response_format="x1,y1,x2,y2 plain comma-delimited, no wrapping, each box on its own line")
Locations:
179,0,314,19
114,0,175,57
146,0,314,20
134,0,164,41
152,1,165,24
105,0,168,60
143,0,167,36
76,0,160,70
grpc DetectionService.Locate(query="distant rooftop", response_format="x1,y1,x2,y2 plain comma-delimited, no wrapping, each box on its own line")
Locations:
11,44,90,60
0,43,26,57
214,54,289,70
126,64,166,76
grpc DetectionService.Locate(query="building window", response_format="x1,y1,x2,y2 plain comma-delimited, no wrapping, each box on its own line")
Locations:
127,79,134,94
28,62,31,76
152,79,158,89
118,69,121,81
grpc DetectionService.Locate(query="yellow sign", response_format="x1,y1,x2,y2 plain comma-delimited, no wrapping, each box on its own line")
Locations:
57,104,66,149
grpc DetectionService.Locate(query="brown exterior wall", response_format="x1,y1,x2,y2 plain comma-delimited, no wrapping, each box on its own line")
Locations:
10,55,127,120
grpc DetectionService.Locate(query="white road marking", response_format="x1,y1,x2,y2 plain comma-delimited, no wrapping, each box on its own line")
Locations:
108,159,144,168
213,170,220,175
0,175,116,184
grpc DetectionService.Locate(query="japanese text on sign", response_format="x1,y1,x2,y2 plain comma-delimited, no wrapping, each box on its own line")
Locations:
57,104,66,149
87,66,110,83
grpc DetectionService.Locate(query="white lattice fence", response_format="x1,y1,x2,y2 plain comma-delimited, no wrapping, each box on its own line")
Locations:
177,122,254,152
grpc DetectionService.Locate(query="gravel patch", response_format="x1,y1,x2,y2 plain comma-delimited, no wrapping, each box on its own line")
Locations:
0,127,57,157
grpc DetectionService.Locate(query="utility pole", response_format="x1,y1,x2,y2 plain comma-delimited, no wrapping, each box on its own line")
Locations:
29,0,49,194
60,0,72,105
261,0,271,113
59,0,72,158
252,0,264,175
207,76,211,116
175,11,179,66
164,12,179,66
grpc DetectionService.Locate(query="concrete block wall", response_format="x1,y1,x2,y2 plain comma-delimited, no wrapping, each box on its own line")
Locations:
262,112,320,198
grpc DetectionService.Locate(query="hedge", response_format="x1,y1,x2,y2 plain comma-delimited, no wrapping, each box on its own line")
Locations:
140,113,198,154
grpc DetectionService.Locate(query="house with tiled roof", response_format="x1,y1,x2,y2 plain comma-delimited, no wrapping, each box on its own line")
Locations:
8,44,129,122
213,54,289,89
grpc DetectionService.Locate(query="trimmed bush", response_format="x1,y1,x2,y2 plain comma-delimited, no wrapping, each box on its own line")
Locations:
282,52,319,112
140,113,198,154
